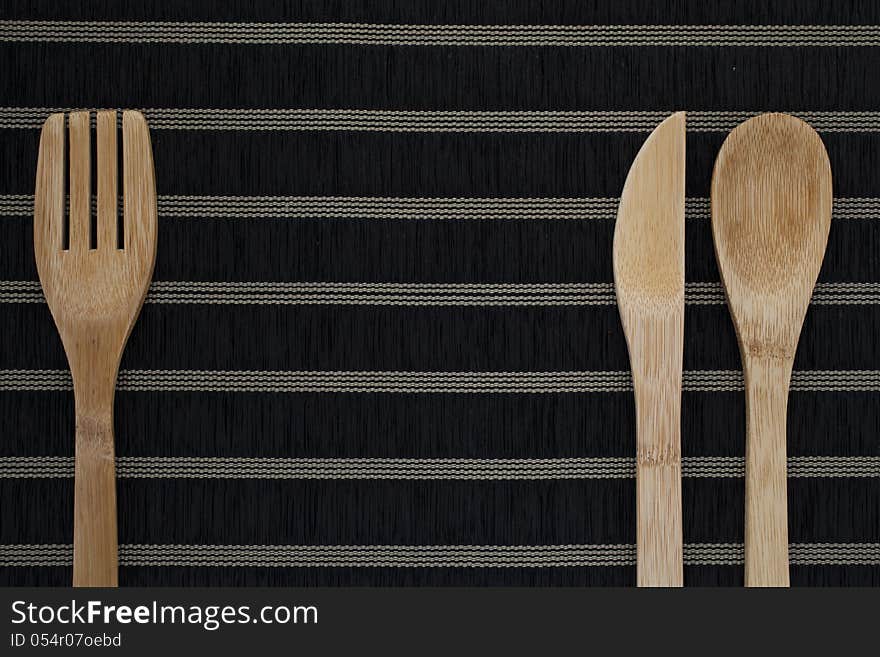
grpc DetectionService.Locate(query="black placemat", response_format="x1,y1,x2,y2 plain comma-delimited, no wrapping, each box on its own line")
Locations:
0,1,878,586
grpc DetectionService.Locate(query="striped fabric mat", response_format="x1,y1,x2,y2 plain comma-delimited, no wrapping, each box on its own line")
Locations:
0,1,878,587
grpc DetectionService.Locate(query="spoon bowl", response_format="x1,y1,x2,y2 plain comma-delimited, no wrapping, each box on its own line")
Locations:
713,113,832,337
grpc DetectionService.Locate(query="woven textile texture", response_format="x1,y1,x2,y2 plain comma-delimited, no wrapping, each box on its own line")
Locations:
0,1,878,586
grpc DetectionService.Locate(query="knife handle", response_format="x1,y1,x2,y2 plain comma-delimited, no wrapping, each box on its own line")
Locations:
634,374,684,587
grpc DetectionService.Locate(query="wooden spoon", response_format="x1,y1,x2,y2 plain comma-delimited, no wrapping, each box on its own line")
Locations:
614,112,686,587
711,113,832,587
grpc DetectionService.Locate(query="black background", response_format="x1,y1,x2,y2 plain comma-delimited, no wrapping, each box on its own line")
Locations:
0,1,878,587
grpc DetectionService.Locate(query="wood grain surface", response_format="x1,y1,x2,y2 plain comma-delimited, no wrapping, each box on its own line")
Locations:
34,110,157,586
614,112,686,587
711,113,833,587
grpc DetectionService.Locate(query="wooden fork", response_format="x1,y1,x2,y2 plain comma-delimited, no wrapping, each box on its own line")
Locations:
34,110,157,587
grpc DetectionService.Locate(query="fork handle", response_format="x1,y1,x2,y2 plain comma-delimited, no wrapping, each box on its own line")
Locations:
73,402,118,587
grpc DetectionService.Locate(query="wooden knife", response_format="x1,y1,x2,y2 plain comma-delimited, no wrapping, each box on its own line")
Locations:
613,112,686,587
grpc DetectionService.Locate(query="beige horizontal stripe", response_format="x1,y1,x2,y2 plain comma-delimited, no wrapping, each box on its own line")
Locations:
4,108,880,132
2,280,878,306
159,195,629,220
1,369,879,393
0,456,876,480
0,280,622,306
2,21,880,47
3,195,876,221
1,543,877,568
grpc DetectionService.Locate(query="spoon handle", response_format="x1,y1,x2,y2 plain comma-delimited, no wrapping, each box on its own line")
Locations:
743,353,792,587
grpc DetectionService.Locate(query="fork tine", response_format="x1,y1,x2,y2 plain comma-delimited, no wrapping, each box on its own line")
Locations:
122,111,157,259
68,111,90,250
96,111,118,249
34,113,65,253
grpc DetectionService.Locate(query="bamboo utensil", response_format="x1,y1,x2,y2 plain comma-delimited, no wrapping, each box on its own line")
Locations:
34,110,157,587
613,112,686,587
711,113,832,587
